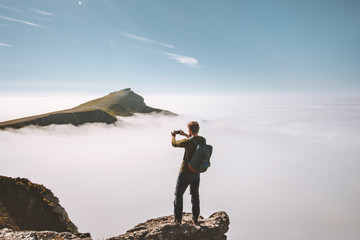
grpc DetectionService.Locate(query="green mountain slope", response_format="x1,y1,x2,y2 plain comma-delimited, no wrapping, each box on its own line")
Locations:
0,88,174,130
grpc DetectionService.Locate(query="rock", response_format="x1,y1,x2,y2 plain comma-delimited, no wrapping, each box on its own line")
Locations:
0,176,78,233
0,228,92,240
0,88,175,130
108,211,230,240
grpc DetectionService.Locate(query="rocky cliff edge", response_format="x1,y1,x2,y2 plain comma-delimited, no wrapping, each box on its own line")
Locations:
0,176,229,240
108,211,230,240
1,211,229,240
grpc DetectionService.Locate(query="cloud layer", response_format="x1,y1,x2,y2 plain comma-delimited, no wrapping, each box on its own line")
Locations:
1,95,359,240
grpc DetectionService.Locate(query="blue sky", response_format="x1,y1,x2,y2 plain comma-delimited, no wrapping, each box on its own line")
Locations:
0,0,359,95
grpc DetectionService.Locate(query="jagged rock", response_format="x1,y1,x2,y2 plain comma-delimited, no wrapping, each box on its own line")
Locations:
108,211,230,240
0,176,78,233
0,228,92,240
0,88,175,130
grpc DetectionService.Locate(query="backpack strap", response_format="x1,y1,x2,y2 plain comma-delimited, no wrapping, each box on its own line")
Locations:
191,137,199,146
190,137,206,146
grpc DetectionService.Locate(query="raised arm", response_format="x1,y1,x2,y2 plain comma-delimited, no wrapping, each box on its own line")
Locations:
171,131,188,148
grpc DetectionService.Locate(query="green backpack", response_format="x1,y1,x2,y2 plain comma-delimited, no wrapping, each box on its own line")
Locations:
188,138,213,173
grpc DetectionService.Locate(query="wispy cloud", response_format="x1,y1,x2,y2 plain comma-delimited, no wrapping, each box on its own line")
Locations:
0,42,12,47
0,15,39,27
121,32,200,67
121,32,174,49
0,4,21,13
35,9,52,16
164,52,199,67
177,29,200,38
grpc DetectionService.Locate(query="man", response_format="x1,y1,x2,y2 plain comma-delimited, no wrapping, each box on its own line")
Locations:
171,121,206,225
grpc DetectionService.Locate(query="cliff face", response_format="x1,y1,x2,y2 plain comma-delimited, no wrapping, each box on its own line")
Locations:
0,176,78,233
0,88,175,130
108,211,230,240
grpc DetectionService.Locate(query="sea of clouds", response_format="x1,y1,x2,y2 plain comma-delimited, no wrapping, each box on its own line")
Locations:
0,94,360,240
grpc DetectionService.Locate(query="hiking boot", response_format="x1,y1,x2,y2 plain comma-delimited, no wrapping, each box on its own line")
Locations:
174,219,182,224
192,218,200,226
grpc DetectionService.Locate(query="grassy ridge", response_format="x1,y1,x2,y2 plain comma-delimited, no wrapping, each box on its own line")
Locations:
0,88,174,129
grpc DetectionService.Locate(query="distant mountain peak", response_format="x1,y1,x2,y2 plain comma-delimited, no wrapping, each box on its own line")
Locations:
0,89,175,130
109,88,131,94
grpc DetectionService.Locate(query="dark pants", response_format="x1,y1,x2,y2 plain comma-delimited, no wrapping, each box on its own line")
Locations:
174,168,200,222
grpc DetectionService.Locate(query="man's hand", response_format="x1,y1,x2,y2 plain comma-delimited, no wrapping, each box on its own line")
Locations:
180,130,190,138
171,131,176,137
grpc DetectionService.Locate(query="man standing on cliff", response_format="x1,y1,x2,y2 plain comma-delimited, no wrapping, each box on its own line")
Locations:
171,121,206,225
